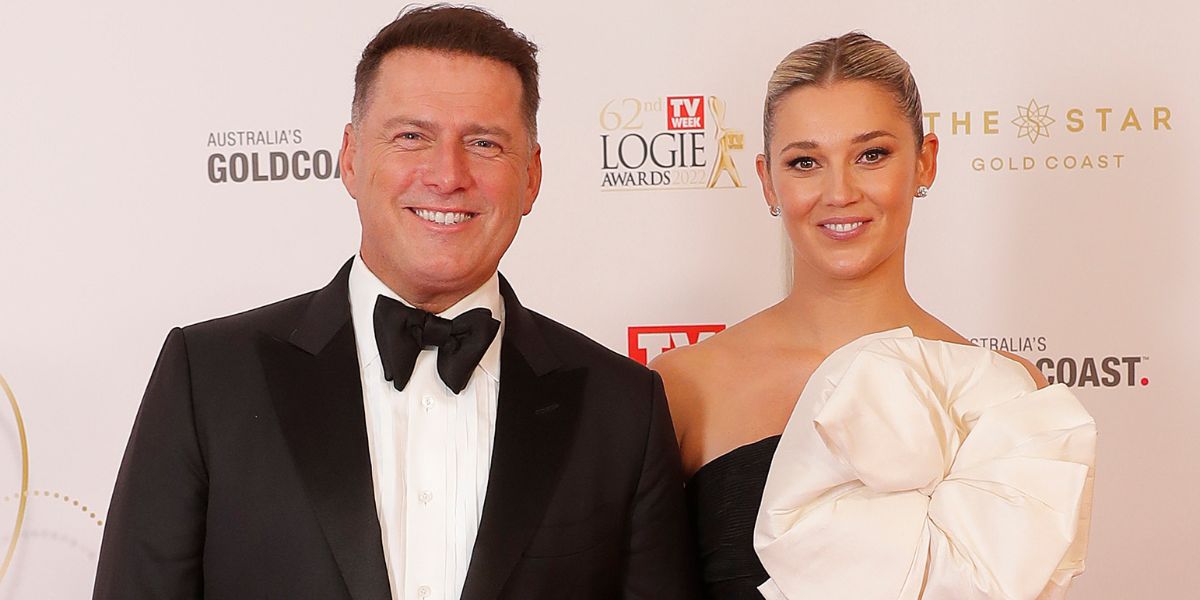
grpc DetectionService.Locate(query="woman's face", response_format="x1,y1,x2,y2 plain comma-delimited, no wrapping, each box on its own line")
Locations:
757,79,937,282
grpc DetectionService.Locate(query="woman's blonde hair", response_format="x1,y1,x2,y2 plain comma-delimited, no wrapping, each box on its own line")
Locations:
763,32,924,155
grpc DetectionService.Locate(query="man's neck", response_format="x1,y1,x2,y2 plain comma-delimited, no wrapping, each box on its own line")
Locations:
358,254,492,315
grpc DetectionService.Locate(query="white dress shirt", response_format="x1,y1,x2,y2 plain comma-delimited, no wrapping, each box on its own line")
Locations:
348,256,504,600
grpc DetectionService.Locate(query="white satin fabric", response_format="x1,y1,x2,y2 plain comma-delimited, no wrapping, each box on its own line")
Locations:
754,328,1096,600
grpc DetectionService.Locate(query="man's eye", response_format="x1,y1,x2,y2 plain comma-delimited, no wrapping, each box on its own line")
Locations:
392,132,425,146
469,139,502,156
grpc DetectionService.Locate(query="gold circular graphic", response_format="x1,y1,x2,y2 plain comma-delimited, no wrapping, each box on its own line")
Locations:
5,490,102,527
0,374,29,586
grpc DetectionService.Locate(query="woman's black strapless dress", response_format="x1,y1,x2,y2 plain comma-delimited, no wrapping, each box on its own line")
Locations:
686,435,781,600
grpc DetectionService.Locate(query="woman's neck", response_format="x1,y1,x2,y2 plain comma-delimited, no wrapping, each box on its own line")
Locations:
773,256,929,353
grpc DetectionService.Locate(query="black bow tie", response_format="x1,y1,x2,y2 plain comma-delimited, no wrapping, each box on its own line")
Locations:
373,295,501,394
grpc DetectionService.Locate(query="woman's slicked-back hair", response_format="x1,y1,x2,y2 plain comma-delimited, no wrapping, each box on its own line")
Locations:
763,32,923,155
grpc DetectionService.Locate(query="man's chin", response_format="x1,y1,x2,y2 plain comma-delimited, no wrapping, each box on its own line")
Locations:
400,265,494,304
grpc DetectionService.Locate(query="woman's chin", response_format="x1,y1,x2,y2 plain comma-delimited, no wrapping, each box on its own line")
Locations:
825,266,875,281
793,254,880,282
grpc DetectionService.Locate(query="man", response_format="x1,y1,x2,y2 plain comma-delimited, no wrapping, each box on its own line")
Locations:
93,6,698,600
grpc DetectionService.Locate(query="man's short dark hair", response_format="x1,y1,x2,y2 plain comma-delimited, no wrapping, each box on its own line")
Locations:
352,4,540,139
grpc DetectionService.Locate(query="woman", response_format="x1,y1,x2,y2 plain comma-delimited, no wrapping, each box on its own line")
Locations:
652,33,1095,600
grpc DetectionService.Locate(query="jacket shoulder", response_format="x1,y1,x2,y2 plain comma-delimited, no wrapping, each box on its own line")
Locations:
178,289,318,344
523,309,649,380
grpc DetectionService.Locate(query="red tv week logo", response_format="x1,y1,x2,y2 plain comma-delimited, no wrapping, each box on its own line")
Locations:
666,96,705,130
628,324,725,365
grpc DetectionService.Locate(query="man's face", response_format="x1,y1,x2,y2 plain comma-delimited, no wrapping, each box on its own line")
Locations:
341,49,541,311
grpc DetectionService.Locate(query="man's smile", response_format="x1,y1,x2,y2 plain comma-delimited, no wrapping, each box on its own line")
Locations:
410,207,477,225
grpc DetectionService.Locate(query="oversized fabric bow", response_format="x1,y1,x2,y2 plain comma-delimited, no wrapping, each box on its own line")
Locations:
755,328,1096,600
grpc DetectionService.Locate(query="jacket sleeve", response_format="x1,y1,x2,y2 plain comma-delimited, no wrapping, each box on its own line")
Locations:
93,327,207,599
622,371,702,599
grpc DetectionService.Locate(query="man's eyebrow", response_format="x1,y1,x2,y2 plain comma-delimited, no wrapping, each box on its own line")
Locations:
379,116,435,132
376,117,514,141
461,124,514,141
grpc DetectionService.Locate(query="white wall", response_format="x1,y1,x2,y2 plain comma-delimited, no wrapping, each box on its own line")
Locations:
1,1,1196,597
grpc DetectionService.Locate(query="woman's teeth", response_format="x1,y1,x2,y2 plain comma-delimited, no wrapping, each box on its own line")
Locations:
823,222,863,233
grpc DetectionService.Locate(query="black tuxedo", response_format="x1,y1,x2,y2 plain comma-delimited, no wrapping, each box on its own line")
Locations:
93,260,699,599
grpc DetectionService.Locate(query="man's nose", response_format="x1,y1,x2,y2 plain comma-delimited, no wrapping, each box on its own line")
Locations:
422,141,472,194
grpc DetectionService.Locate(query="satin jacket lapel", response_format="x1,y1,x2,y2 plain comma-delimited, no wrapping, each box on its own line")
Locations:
460,276,585,600
259,259,391,600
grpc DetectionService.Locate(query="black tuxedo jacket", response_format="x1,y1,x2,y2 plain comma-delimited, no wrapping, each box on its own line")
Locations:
93,260,699,599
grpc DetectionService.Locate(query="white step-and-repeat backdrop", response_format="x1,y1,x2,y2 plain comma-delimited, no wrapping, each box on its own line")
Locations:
2,1,1197,597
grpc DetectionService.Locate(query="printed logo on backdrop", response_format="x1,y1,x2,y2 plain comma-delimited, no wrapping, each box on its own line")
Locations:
924,101,1173,173
628,325,726,365
599,96,746,190
970,336,1151,388
206,129,341,183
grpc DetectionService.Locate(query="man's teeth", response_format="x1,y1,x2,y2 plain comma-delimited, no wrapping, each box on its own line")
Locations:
414,209,474,225
823,222,863,233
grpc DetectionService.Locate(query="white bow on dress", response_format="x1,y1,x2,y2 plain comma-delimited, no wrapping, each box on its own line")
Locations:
754,328,1096,600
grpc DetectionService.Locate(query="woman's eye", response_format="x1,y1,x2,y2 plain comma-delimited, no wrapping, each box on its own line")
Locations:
790,157,817,170
860,148,889,163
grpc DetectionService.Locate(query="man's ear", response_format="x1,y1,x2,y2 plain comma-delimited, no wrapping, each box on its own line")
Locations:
339,123,358,198
522,142,542,216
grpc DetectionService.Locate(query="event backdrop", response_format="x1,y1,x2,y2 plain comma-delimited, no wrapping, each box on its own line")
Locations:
2,0,1197,597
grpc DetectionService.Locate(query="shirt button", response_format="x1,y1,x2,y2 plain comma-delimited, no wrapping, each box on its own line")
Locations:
417,585,431,598
418,490,433,504
421,395,435,411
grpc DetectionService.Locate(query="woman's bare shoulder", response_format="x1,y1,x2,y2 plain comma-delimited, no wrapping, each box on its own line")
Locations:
996,350,1050,388
652,319,747,394
650,314,775,430
912,315,1049,389
652,311,774,375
